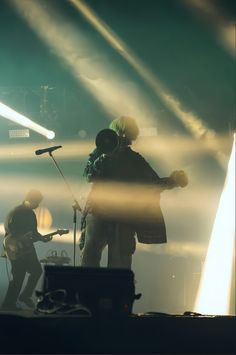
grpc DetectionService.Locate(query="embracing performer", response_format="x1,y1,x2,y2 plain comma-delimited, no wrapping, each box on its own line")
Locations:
1,189,53,311
80,116,188,270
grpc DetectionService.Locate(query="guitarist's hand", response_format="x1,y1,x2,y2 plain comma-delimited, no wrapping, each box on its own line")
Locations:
169,170,188,188
42,236,53,243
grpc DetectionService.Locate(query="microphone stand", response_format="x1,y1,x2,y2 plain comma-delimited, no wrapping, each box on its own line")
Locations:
47,151,81,267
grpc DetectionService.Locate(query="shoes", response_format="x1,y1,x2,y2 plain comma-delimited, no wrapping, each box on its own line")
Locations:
18,295,35,309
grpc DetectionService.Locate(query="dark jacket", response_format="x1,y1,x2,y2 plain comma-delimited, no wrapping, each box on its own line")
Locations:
4,204,40,238
83,146,176,244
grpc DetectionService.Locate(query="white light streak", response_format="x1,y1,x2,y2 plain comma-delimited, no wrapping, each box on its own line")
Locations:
194,134,235,315
10,0,158,127
0,101,55,139
182,0,236,58
69,0,227,167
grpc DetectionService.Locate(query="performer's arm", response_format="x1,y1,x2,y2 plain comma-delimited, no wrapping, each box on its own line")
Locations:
83,148,109,182
137,154,188,191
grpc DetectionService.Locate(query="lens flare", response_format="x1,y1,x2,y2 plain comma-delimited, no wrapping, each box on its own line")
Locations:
194,134,235,315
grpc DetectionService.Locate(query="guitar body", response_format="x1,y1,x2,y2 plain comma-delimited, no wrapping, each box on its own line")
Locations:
3,232,34,260
3,229,69,260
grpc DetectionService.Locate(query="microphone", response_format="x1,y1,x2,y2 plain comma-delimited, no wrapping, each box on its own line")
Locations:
35,145,62,156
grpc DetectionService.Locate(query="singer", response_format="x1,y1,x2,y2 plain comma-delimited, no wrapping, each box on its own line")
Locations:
35,145,62,156
80,116,188,269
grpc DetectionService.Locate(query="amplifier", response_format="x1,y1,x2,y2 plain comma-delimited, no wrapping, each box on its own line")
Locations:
40,265,137,317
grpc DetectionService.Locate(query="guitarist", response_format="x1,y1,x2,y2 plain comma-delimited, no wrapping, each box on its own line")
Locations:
1,189,51,311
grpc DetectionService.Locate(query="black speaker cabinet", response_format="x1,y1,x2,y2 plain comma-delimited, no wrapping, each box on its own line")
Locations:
42,266,136,317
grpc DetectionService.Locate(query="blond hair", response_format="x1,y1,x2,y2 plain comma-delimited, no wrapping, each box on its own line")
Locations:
109,116,139,142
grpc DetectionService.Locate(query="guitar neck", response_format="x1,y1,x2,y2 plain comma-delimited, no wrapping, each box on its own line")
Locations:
43,231,58,239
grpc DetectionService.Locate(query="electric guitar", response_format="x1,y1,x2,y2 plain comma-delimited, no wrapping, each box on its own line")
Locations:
3,229,69,260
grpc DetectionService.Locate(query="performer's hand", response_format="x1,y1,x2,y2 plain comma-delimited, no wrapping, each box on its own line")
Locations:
93,153,109,169
73,200,82,211
42,236,53,243
99,153,109,160
169,170,188,188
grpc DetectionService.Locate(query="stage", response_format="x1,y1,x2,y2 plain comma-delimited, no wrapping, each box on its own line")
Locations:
0,311,235,354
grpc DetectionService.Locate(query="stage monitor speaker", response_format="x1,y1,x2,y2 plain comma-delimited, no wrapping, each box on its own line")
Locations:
41,265,136,317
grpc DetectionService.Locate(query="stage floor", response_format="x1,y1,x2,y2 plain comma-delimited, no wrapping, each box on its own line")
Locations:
0,310,235,354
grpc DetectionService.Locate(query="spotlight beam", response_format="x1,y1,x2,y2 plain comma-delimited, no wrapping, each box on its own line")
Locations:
182,0,236,58
194,134,235,315
0,101,55,139
11,0,228,167
69,0,227,167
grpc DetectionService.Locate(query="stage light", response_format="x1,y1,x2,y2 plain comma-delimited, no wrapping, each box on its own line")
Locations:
46,131,56,140
0,101,55,140
194,134,235,315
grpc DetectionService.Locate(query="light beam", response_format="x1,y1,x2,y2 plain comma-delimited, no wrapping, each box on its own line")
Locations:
194,134,235,315
69,0,227,167
0,101,55,139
